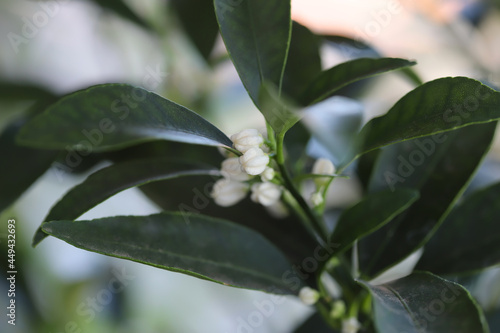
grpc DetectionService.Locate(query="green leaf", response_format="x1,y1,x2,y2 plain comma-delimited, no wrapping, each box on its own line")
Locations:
171,0,219,61
416,182,500,275
345,77,500,168
0,81,55,102
330,188,419,255
360,272,489,333
17,84,232,151
42,212,301,294
359,122,497,278
32,157,217,246
214,0,291,106
0,116,57,213
258,82,300,136
91,0,153,31
300,58,416,106
139,176,320,272
281,21,322,99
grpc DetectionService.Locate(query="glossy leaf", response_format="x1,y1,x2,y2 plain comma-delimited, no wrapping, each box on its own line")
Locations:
258,83,300,136
345,77,500,168
330,188,419,255
139,175,320,271
42,212,300,294
416,182,500,275
359,122,497,278
214,0,291,106
32,157,217,246
361,272,489,333
300,58,416,105
171,0,219,60
17,84,232,151
281,21,322,99
0,116,57,213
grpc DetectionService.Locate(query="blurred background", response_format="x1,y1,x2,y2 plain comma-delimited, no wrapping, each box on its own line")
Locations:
1,0,500,332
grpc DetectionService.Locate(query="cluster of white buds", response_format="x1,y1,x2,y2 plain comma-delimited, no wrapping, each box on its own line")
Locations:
211,129,282,207
310,158,336,207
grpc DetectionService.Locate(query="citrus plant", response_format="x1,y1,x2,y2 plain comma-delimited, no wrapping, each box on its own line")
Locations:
4,0,500,332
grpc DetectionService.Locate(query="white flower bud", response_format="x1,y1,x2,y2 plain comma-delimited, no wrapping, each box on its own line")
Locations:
298,287,319,305
310,192,324,206
211,179,248,207
341,317,361,333
230,129,264,153
260,167,275,182
312,158,335,187
239,147,269,175
251,182,282,206
221,157,250,181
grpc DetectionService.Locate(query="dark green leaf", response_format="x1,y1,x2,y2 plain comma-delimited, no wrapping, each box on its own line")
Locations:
0,81,55,102
294,312,337,333
330,188,419,255
42,212,300,294
32,157,217,246
300,58,416,106
139,176,320,272
282,22,322,99
416,182,500,275
17,84,232,151
171,0,219,61
214,0,291,106
258,82,300,136
360,272,489,333
359,122,497,278
345,77,500,169
91,0,152,31
0,115,57,213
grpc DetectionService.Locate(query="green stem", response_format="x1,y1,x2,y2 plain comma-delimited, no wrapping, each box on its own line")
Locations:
276,133,328,244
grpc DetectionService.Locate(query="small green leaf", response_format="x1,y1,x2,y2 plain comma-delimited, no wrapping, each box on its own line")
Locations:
32,158,216,246
300,58,416,105
42,212,301,294
17,84,232,151
214,0,291,106
330,188,419,255
416,182,500,275
359,122,497,278
360,272,489,333
345,77,500,168
171,0,219,60
258,82,300,136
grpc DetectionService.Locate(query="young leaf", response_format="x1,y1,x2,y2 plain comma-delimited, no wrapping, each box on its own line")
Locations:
330,188,419,255
214,0,291,106
170,0,219,61
300,58,416,105
360,272,489,333
416,182,500,275
344,77,500,169
17,84,232,151
32,157,218,246
359,122,497,278
42,212,302,294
